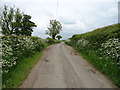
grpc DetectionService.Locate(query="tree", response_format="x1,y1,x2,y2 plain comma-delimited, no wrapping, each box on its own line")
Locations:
13,8,23,35
46,19,62,39
0,5,36,36
0,5,15,35
56,35,62,40
20,14,37,36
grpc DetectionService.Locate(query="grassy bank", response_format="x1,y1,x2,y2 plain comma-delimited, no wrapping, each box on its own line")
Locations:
76,48,118,86
3,51,43,88
65,24,120,87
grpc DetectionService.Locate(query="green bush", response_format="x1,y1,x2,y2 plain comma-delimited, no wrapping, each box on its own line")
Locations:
45,37,61,45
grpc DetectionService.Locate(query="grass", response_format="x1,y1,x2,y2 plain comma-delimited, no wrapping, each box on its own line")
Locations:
71,24,120,43
75,48,119,87
66,23,120,87
3,51,43,88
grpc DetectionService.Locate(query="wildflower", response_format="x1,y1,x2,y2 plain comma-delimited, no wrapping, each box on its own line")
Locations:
100,38,120,62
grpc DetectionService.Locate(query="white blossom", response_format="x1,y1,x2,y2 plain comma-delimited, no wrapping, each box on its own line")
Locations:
100,38,120,63
1,36,46,73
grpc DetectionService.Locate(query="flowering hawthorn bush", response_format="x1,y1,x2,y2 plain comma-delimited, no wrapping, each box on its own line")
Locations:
76,39,90,50
1,36,46,73
100,38,120,64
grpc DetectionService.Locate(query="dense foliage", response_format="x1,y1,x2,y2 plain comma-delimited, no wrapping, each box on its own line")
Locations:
1,36,46,73
0,5,36,36
65,24,120,87
101,38,120,63
45,37,61,45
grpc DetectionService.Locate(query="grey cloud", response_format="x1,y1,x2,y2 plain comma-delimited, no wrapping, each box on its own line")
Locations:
59,17,77,25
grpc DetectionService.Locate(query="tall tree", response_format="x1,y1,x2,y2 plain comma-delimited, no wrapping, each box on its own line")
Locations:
0,5,15,35
0,5,36,36
46,19,62,39
13,8,23,35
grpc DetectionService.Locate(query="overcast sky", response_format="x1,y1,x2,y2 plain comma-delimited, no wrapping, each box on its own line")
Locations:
0,0,119,39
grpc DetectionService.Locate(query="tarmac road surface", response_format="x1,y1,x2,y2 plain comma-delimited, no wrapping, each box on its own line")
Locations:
20,43,116,88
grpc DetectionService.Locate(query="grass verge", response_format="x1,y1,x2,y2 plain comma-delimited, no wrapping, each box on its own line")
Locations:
73,47,119,87
3,51,43,88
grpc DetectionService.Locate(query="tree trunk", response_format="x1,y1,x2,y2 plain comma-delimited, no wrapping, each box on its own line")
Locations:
52,35,56,39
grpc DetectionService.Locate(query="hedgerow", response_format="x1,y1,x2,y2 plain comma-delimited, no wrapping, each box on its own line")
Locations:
1,35,47,73
45,37,61,45
65,24,120,87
